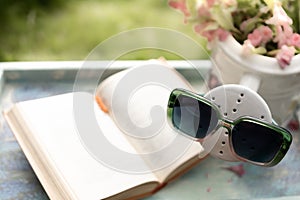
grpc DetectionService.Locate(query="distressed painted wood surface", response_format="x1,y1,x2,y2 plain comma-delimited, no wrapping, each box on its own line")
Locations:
0,61,299,200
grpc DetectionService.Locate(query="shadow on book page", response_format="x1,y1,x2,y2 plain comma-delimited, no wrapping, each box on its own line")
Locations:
73,60,213,175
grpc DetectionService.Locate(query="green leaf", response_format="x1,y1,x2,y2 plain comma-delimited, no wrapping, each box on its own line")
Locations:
263,0,275,9
210,4,239,32
202,22,219,31
266,49,280,56
254,46,267,54
186,0,197,17
282,0,300,33
241,17,264,34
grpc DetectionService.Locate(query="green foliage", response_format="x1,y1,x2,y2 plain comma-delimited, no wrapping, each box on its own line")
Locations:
282,0,300,33
0,0,208,61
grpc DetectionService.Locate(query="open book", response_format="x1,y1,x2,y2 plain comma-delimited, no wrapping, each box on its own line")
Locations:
4,61,207,200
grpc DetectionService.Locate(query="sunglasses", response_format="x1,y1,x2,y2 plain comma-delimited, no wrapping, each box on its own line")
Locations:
167,88,292,167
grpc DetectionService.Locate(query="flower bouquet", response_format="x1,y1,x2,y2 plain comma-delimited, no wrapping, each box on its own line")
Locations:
169,0,300,69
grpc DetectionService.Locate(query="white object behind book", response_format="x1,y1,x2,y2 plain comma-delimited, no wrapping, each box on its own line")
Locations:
204,84,272,161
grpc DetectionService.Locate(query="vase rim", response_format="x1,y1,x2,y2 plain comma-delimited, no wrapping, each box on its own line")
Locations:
215,35,300,76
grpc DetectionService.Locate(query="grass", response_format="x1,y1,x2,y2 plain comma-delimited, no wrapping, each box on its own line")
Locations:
0,0,209,61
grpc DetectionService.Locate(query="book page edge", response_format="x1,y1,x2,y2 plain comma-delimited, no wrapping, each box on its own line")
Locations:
4,106,75,200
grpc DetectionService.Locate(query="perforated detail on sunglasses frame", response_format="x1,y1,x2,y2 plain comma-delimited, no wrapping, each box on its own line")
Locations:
202,84,272,162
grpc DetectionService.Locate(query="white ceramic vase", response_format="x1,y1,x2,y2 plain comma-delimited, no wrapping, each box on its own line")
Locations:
210,35,300,124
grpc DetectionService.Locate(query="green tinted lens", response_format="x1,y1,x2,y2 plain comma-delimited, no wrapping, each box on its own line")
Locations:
172,94,219,139
232,120,292,165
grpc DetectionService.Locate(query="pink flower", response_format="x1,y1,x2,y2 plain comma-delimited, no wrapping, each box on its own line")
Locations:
207,0,215,7
276,45,295,69
247,29,262,47
200,30,216,42
287,33,300,48
274,24,293,48
259,26,273,44
169,0,299,69
195,23,229,42
194,22,210,34
197,5,211,18
242,39,255,55
266,1,292,26
247,26,273,47
215,28,230,41
263,1,294,50
194,23,214,41
169,0,190,18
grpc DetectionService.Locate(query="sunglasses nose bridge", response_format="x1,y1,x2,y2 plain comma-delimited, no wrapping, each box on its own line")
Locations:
219,120,232,131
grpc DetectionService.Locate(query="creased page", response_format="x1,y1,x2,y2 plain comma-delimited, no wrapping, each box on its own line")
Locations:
112,83,205,182
97,62,207,182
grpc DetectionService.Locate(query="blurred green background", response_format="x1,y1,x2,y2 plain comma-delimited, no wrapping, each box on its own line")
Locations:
0,0,208,61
